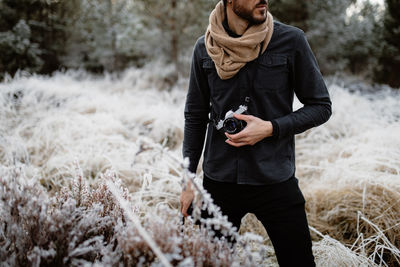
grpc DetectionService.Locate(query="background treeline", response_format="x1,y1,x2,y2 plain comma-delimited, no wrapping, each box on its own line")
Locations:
0,0,399,87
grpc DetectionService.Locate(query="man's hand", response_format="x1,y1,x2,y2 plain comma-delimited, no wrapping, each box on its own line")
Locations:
180,181,195,217
225,114,273,147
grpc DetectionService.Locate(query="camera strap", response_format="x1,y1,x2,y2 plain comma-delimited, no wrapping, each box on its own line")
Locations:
211,42,263,130
241,40,263,103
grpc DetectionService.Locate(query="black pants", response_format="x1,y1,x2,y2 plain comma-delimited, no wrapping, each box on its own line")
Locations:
200,174,315,267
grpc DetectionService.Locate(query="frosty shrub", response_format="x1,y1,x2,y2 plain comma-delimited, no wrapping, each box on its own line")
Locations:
0,162,237,266
0,164,124,266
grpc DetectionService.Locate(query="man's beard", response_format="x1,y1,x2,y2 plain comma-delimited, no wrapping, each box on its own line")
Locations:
232,0,268,25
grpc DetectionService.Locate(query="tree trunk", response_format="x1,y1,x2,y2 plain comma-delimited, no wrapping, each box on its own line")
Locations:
170,0,179,73
107,0,117,71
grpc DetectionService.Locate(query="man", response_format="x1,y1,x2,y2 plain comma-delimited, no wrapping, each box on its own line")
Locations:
181,0,332,266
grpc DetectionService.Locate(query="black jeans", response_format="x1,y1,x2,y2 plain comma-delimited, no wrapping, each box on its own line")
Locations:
199,175,315,267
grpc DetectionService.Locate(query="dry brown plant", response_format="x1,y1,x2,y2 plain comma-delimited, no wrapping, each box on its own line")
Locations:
305,181,400,266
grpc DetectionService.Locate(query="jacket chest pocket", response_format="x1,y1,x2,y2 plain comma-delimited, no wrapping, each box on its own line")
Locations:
254,54,289,92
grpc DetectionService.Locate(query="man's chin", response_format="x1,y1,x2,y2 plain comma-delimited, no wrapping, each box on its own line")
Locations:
251,16,267,25
250,10,268,24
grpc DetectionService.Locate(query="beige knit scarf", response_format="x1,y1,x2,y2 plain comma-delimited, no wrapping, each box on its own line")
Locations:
205,1,274,80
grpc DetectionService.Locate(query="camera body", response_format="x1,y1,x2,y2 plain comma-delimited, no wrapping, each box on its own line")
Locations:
215,105,248,134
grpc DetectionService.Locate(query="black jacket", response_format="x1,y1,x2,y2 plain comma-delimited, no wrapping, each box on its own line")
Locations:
183,21,332,185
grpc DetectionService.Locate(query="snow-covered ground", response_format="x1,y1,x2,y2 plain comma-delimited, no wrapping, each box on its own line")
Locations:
0,67,399,266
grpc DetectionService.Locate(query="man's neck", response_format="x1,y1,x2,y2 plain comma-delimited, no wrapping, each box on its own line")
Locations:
226,7,250,36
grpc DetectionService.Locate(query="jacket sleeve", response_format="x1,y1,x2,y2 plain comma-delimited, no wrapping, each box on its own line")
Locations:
182,39,210,173
274,30,332,139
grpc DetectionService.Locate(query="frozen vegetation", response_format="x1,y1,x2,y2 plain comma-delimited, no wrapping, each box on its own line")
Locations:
0,66,399,266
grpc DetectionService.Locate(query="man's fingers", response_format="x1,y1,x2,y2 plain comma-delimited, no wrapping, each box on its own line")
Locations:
225,130,247,141
225,139,248,147
233,113,252,122
181,201,190,217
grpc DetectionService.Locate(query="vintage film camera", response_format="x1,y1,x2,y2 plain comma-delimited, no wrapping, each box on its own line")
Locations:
214,104,248,134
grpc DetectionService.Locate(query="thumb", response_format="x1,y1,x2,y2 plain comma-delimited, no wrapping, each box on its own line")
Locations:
233,113,252,121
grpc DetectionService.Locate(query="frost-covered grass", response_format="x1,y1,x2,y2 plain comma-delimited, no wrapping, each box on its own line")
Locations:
0,67,399,266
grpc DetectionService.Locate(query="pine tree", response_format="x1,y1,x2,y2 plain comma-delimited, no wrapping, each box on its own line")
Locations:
342,1,383,76
305,0,357,74
61,0,155,72
133,0,215,74
375,0,400,88
0,0,69,77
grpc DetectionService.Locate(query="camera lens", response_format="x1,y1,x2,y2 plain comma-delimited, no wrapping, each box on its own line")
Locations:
224,118,239,134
